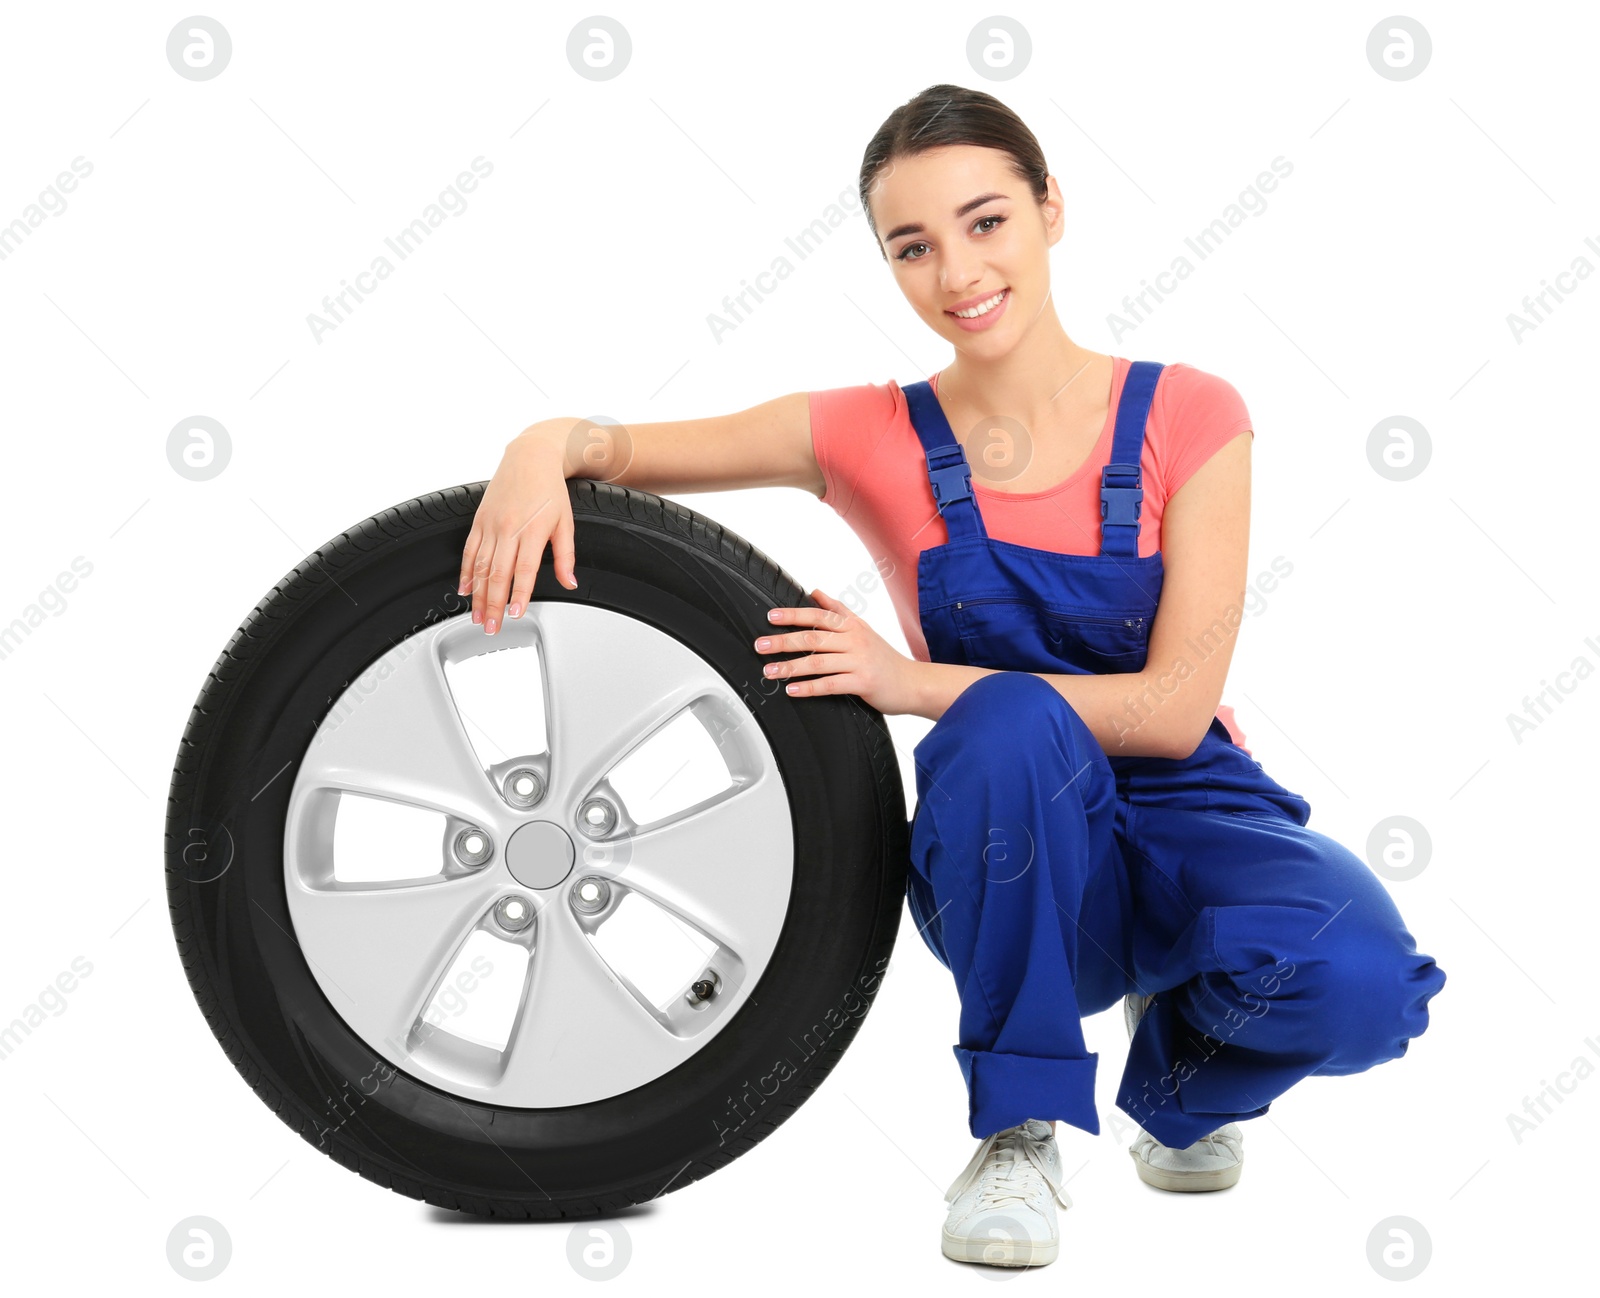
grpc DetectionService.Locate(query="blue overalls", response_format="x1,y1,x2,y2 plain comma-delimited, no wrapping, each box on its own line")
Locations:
902,361,1447,1150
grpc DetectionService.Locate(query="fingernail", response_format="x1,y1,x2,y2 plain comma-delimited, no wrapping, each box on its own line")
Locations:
508,602,522,618
768,610,781,621
486,618,498,634
764,664,777,676
755,637,771,650
458,581,470,595
472,609,482,624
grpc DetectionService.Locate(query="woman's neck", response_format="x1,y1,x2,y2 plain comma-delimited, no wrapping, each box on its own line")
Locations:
937,311,1109,429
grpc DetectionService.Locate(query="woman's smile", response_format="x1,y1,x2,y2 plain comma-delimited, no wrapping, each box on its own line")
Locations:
945,285,1011,331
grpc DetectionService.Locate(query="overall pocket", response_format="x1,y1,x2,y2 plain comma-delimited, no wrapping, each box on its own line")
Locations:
955,597,1151,675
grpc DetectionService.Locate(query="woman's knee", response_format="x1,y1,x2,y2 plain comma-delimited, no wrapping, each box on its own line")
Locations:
1307,928,1447,1071
913,671,1099,777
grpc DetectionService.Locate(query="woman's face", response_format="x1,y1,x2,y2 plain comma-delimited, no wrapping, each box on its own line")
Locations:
870,144,1063,357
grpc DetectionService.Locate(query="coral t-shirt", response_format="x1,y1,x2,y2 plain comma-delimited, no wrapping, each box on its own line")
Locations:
807,356,1256,751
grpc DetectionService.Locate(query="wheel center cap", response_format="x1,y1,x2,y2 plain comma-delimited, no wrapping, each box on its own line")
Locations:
504,820,576,890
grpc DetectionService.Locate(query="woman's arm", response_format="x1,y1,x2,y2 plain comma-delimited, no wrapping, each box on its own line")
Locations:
460,392,820,633
550,391,822,495
1037,427,1252,758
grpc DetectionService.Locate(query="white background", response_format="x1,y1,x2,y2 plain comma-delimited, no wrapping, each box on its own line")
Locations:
1,0,1593,1290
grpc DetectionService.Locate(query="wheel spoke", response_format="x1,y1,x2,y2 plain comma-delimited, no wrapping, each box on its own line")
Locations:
297,625,500,825
497,902,689,1102
608,770,793,957
284,870,503,1059
533,602,727,806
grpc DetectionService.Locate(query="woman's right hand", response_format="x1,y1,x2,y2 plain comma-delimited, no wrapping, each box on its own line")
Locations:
459,423,579,635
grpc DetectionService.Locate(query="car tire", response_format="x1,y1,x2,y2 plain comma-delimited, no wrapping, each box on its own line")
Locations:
164,478,908,1217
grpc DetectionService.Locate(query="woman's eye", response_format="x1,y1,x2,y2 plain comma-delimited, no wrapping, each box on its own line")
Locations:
895,217,1005,261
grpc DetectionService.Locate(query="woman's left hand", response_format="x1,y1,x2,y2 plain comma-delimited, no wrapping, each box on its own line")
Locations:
755,588,921,715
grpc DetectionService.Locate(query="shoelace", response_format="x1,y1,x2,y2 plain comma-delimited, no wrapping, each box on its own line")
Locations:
1140,1124,1239,1158
945,1123,1072,1211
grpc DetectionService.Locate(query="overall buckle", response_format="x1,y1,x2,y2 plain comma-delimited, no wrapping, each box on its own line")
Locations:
1100,464,1143,527
928,450,974,513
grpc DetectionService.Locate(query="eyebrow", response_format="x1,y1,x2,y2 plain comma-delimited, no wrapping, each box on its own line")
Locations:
881,192,1010,246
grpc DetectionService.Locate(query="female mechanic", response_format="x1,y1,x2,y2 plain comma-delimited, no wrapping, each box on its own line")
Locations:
458,83,1447,1270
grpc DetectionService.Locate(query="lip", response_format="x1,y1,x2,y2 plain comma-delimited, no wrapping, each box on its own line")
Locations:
944,286,1010,332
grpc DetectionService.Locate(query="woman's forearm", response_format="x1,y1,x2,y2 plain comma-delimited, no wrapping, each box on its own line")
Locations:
511,392,821,497
906,660,1193,759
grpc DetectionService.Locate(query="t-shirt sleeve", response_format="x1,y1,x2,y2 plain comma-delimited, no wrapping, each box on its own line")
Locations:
1159,365,1255,499
807,382,898,519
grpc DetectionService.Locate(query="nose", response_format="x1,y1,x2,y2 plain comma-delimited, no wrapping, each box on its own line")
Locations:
940,254,985,296
936,233,985,293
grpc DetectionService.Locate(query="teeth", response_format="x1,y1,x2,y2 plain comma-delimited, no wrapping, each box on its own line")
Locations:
953,289,1007,318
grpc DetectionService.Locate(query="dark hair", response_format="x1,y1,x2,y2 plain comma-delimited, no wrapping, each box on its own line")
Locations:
858,83,1050,260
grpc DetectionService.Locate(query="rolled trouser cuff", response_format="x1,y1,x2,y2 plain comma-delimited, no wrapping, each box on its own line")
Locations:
954,1046,1101,1139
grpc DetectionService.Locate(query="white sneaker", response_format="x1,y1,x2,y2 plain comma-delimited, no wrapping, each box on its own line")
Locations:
1123,990,1156,1040
1122,991,1245,1192
941,1119,1071,1267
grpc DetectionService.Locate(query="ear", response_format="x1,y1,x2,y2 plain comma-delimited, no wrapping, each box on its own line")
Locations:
1042,174,1066,247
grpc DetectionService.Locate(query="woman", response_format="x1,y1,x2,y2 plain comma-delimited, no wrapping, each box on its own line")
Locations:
458,84,1446,1269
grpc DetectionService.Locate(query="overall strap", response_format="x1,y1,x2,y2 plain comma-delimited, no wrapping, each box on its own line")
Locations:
1101,361,1165,557
903,379,987,540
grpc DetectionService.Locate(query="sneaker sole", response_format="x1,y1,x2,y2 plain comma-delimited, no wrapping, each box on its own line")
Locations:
941,1229,1059,1266
1129,1154,1243,1193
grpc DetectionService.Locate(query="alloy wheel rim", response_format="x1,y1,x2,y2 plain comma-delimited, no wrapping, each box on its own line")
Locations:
283,601,794,1107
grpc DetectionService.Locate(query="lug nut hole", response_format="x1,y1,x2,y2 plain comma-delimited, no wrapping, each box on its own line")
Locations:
571,876,612,915
578,798,618,838
454,827,494,867
495,895,534,932
504,767,545,808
